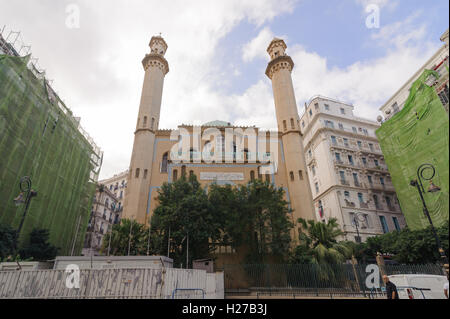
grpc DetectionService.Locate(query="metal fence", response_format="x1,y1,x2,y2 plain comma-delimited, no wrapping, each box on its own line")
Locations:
0,268,224,299
222,263,445,298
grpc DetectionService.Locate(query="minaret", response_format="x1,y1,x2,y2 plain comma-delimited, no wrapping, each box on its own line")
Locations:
123,36,169,225
265,38,315,223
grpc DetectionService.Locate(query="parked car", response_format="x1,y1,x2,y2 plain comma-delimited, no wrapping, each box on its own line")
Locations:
388,274,448,299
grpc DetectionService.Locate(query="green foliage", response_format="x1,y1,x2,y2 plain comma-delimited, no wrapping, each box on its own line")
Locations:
0,223,17,260
19,228,59,261
150,174,221,267
290,218,352,265
355,223,449,264
101,219,149,256
209,179,293,263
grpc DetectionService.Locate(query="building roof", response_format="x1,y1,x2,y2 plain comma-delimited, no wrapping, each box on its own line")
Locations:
202,120,232,127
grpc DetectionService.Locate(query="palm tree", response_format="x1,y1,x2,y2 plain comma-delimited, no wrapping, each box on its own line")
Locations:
297,218,351,264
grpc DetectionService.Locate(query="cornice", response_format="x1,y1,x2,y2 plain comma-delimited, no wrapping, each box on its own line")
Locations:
142,53,169,74
265,55,294,79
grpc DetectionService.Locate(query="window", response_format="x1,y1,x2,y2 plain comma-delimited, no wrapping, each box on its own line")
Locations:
357,141,362,149
338,123,344,130
173,169,178,181
298,170,303,180
309,109,313,116
335,153,341,162
290,171,294,181
135,168,140,178
250,170,255,181
380,177,385,185
325,120,334,128
291,118,295,129
143,169,148,179
367,175,373,185
363,129,368,136
331,136,337,145
385,196,392,208
311,165,316,176
362,157,367,165
143,116,147,127
344,191,350,197
265,174,271,183
392,217,401,231
392,102,400,114
189,170,194,178
379,216,389,234
161,152,168,173
352,127,357,133
302,121,305,128
324,104,330,111
343,138,349,147
373,195,381,209
308,149,312,158
348,155,354,165
314,103,319,110
374,159,379,167
353,173,359,186
315,182,319,193
437,84,449,107
181,165,186,176
151,117,155,130
318,200,324,218
283,120,287,131
358,193,364,203
340,108,345,115
339,171,346,183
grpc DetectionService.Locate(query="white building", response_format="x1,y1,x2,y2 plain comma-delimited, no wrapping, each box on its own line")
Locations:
101,170,128,211
380,29,449,120
82,184,121,256
300,96,407,242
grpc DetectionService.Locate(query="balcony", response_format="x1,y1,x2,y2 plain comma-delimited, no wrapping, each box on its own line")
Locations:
388,206,396,212
340,180,350,186
359,202,369,209
344,199,356,208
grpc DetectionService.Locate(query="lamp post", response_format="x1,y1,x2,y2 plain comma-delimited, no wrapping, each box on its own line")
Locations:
410,163,448,275
13,176,38,246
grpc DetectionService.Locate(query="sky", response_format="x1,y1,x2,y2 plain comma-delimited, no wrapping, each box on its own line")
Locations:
0,0,448,179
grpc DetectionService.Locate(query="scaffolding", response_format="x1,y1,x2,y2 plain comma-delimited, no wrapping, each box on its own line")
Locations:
376,69,449,230
0,27,103,255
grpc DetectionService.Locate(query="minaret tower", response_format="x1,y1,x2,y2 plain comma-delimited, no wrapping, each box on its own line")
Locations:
265,38,315,223
123,36,169,225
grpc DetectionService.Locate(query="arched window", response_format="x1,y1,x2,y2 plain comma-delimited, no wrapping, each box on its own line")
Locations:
244,149,249,163
189,170,194,178
143,116,147,127
283,120,287,131
291,118,295,129
161,152,168,173
298,170,303,180
151,117,155,130
135,168,140,178
250,170,255,181
173,169,178,181
181,165,186,177
290,171,294,181
143,169,148,179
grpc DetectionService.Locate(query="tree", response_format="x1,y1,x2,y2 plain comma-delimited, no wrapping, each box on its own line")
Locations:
101,218,148,256
291,218,351,265
209,179,293,263
0,224,17,260
150,174,221,267
19,228,58,261
355,223,449,264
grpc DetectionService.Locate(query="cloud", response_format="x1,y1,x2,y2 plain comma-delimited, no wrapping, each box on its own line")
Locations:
242,27,274,62
0,0,296,179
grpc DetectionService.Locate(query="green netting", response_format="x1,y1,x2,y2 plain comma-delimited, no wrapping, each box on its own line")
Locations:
376,69,449,230
0,54,101,255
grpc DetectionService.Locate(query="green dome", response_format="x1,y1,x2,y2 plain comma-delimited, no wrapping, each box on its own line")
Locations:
203,120,232,127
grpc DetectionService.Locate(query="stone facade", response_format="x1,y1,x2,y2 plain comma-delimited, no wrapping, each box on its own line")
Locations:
300,96,407,242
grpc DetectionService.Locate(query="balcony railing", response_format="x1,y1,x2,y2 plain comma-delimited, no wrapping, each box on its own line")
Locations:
340,180,350,186
359,202,369,209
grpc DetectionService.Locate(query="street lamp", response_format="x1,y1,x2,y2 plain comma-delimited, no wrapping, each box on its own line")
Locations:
410,163,448,274
352,213,366,243
13,176,38,242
